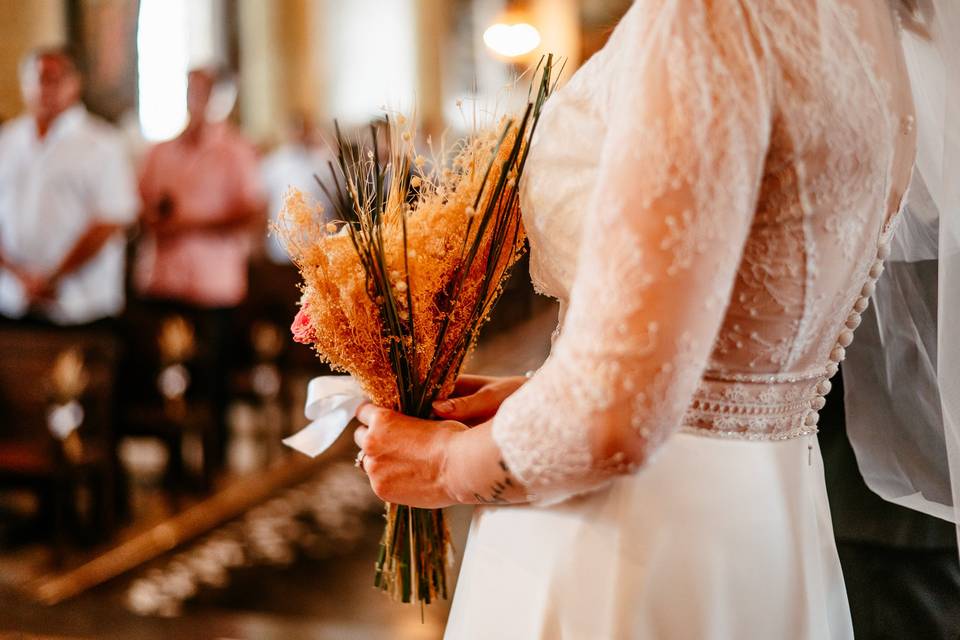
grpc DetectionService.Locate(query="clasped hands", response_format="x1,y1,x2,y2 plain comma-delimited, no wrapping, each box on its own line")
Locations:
353,374,526,508
8,264,58,306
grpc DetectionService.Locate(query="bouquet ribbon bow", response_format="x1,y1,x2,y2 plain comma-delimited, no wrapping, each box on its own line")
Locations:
282,376,367,457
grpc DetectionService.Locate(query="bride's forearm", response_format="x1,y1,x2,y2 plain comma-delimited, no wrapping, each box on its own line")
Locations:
443,420,530,505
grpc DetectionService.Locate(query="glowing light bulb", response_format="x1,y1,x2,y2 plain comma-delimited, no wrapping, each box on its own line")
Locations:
483,22,541,58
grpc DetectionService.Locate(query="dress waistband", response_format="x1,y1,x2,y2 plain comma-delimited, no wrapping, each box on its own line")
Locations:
680,372,827,441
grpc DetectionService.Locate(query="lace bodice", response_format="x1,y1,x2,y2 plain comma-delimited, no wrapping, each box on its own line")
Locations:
491,0,917,500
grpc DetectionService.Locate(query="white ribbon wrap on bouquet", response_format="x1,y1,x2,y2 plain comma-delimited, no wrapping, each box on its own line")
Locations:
282,376,368,457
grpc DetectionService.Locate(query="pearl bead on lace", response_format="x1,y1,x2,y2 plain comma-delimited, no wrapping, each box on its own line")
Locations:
807,239,888,438
811,239,890,438
830,345,846,363
837,330,854,347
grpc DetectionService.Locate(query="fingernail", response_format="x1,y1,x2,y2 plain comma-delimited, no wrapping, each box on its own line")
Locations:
433,400,454,413
356,402,373,422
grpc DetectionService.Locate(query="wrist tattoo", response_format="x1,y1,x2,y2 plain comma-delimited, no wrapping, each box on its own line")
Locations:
474,459,514,504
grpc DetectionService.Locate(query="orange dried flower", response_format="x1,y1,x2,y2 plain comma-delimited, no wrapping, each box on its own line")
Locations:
274,54,559,606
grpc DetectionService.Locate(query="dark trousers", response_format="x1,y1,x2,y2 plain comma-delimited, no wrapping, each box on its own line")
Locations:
184,305,232,473
121,299,242,482
838,541,960,639
821,370,960,640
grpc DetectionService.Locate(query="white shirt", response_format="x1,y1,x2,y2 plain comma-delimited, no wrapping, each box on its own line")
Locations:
260,143,334,263
0,106,139,324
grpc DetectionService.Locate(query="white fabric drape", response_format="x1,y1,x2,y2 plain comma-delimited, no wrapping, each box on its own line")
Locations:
844,0,960,536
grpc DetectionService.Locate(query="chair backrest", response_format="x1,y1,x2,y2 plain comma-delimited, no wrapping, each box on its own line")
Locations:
246,258,319,370
0,326,118,445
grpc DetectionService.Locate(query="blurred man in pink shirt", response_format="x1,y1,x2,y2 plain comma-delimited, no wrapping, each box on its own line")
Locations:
135,67,264,478
135,67,263,306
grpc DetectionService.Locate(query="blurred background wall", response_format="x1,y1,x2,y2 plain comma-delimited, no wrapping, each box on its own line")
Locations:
0,0,615,142
0,0,67,119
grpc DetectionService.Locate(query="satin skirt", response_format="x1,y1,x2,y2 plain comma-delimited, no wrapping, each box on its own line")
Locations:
444,433,853,639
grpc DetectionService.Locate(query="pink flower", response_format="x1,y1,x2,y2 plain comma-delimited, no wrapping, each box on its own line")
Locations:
291,307,317,345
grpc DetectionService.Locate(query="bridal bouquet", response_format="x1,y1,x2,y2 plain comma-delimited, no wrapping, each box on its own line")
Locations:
277,56,557,604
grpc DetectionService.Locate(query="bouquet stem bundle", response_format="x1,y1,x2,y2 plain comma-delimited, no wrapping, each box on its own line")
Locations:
280,56,559,604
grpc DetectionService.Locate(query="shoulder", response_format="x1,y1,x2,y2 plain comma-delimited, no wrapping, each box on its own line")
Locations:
217,123,260,166
140,137,178,169
613,0,764,48
0,115,33,150
0,117,29,170
145,137,177,157
76,112,131,158
80,111,118,136
210,122,248,147
612,0,771,95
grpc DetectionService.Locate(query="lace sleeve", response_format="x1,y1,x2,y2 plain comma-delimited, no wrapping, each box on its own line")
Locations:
492,1,774,502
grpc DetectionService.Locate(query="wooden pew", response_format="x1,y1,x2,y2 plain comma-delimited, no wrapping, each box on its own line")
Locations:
0,324,120,553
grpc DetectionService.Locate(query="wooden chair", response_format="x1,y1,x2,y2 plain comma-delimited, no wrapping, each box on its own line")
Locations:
239,259,332,437
117,302,220,495
0,324,120,555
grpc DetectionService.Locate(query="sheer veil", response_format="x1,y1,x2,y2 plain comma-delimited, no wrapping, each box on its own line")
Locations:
843,0,960,537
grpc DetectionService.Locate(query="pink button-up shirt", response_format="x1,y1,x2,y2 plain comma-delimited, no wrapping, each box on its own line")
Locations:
135,123,264,308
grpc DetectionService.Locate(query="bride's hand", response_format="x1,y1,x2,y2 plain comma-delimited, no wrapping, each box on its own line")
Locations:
432,374,528,424
354,404,468,508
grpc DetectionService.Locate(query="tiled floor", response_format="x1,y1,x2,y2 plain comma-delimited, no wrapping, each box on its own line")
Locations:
0,512,472,639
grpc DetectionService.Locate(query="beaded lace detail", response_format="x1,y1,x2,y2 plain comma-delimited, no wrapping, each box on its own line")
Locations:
491,0,916,501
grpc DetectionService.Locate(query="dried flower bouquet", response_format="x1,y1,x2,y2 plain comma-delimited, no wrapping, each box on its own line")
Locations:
278,56,558,604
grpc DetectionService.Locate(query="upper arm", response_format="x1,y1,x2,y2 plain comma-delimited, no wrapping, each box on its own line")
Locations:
491,0,773,498
563,1,773,453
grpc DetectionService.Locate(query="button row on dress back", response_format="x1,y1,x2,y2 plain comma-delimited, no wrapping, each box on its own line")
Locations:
683,240,890,442
804,241,890,430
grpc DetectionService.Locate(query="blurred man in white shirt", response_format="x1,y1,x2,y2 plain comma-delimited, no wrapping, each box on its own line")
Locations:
260,113,334,263
0,47,138,326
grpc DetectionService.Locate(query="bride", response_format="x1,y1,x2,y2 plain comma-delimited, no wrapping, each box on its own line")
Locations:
351,1,948,637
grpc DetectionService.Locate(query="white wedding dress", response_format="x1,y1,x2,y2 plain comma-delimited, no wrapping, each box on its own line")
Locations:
445,1,917,638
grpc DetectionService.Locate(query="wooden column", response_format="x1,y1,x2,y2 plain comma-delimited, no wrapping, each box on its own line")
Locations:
0,0,67,121
415,0,450,140
276,0,318,122
236,0,328,145
69,0,140,122
531,0,580,79
236,0,281,144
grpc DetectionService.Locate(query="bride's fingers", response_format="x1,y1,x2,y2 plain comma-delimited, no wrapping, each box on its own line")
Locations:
357,402,391,427
433,390,495,420
353,425,369,449
451,374,490,397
